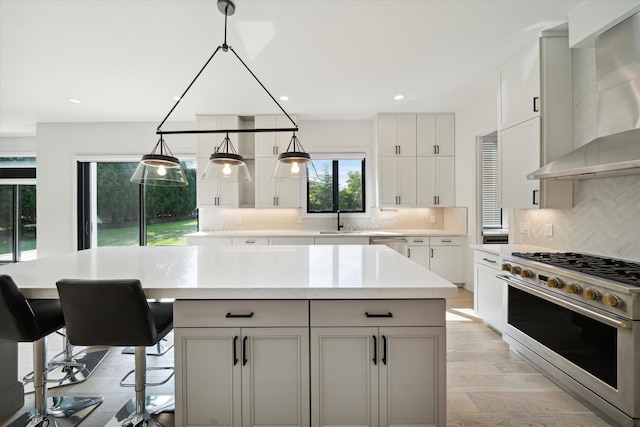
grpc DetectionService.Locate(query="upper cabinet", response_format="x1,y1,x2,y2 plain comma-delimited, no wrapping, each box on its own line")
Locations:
377,113,455,208
377,114,417,157
417,114,455,157
254,115,297,158
497,35,573,209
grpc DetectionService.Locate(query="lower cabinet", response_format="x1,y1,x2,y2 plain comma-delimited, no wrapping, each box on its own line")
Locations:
310,300,446,427
407,236,463,284
473,250,505,332
174,301,310,427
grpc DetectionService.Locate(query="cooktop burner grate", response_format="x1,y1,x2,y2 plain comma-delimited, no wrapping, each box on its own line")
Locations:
511,252,640,287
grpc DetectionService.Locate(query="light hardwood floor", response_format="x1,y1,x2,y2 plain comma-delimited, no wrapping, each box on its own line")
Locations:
2,289,612,427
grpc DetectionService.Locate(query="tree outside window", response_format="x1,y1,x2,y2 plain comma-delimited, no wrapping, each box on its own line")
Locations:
307,159,365,213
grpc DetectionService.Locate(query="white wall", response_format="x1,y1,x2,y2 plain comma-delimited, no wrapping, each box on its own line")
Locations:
0,136,36,156
36,122,195,257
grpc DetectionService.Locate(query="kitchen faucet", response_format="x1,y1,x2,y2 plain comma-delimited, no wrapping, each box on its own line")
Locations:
337,209,344,231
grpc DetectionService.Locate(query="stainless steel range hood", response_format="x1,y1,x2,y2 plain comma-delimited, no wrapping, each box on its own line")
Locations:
528,11,640,180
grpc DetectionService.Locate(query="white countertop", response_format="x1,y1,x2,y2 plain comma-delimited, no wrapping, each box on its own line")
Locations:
469,243,556,256
0,245,458,300
187,229,466,238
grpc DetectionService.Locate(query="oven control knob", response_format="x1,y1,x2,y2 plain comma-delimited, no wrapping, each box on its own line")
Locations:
520,269,534,278
602,294,621,307
547,277,563,288
501,263,512,271
510,266,521,275
566,283,582,294
583,288,601,301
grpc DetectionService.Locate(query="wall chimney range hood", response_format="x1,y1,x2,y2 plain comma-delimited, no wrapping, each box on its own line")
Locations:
528,11,640,180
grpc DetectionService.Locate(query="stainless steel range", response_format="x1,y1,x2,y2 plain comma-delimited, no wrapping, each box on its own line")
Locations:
497,252,640,427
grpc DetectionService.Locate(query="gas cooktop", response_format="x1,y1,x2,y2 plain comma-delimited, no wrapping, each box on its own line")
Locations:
511,252,640,287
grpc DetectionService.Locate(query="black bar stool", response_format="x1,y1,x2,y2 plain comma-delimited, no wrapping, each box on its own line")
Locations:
0,274,103,427
56,278,174,427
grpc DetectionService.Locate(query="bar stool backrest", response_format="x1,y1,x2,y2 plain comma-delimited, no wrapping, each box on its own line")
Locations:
0,274,40,341
56,278,159,347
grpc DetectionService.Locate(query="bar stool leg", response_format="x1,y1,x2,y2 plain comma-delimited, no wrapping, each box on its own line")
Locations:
31,338,48,425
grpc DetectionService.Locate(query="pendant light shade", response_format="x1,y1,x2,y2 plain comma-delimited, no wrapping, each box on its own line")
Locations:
203,134,252,183
130,137,188,186
272,133,312,180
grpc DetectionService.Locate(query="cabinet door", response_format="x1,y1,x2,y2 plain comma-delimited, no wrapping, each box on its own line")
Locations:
416,157,435,207
311,327,379,427
430,245,462,283
407,246,430,269
499,39,540,130
416,115,436,156
196,157,239,208
434,156,455,207
396,157,416,207
254,158,278,208
275,115,297,155
435,114,455,156
175,328,242,427
378,327,445,427
276,179,300,208
499,117,540,209
396,114,417,157
255,115,277,157
242,328,309,427
379,156,399,206
269,237,315,245
474,263,505,332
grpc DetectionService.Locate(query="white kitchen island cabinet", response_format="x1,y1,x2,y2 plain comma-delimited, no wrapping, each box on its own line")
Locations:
310,300,446,427
0,245,456,427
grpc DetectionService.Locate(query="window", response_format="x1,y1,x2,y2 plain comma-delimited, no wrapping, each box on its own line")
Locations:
77,160,197,249
481,136,501,228
0,157,37,262
307,158,365,213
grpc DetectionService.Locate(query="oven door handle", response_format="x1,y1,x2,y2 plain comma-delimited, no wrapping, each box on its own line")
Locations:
496,274,633,330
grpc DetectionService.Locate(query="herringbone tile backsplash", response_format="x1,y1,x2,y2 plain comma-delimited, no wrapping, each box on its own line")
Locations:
515,176,640,262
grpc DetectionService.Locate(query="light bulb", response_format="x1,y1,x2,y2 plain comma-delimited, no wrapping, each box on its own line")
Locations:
157,165,167,176
222,163,232,176
291,162,300,175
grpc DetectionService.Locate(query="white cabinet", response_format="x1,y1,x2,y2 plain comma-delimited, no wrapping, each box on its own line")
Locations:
377,114,417,157
379,156,416,207
186,236,233,246
254,157,299,208
232,237,269,246
174,300,310,427
314,236,370,245
196,157,240,207
310,300,446,427
473,250,505,332
417,114,455,157
497,35,573,209
254,115,297,158
269,237,315,245
416,156,455,207
407,236,463,284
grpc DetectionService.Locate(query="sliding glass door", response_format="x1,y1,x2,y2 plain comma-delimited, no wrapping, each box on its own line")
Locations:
77,160,197,249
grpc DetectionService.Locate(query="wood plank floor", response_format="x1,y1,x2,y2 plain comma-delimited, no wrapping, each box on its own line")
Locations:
2,289,612,426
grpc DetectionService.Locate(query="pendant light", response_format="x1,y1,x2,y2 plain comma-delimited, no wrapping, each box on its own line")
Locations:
203,133,252,182
272,132,311,180
130,136,188,186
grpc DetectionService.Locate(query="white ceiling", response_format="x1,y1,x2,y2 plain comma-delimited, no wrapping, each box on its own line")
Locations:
0,0,589,136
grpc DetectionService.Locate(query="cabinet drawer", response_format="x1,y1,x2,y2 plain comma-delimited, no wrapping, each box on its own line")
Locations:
174,300,309,327
187,237,233,246
310,300,444,327
232,237,269,245
407,236,429,245
474,250,501,270
430,236,463,246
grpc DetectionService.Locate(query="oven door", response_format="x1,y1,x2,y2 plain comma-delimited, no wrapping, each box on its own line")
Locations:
499,275,639,421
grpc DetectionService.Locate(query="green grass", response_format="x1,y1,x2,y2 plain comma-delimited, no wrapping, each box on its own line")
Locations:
98,218,197,246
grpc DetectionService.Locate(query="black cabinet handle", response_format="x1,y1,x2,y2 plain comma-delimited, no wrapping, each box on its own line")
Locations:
382,335,387,365
242,336,248,366
436,145,440,155
482,258,497,264
233,336,239,366
433,145,437,155
372,335,377,365
532,189,539,205
226,312,254,318
533,96,539,112
365,312,393,318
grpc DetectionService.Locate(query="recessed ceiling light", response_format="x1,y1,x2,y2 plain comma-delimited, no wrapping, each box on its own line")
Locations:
67,98,83,104
280,95,290,102
394,94,404,101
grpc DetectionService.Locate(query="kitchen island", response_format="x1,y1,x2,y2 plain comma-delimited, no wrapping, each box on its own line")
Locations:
0,245,457,427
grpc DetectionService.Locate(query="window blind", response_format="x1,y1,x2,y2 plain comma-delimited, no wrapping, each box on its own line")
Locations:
481,139,501,228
